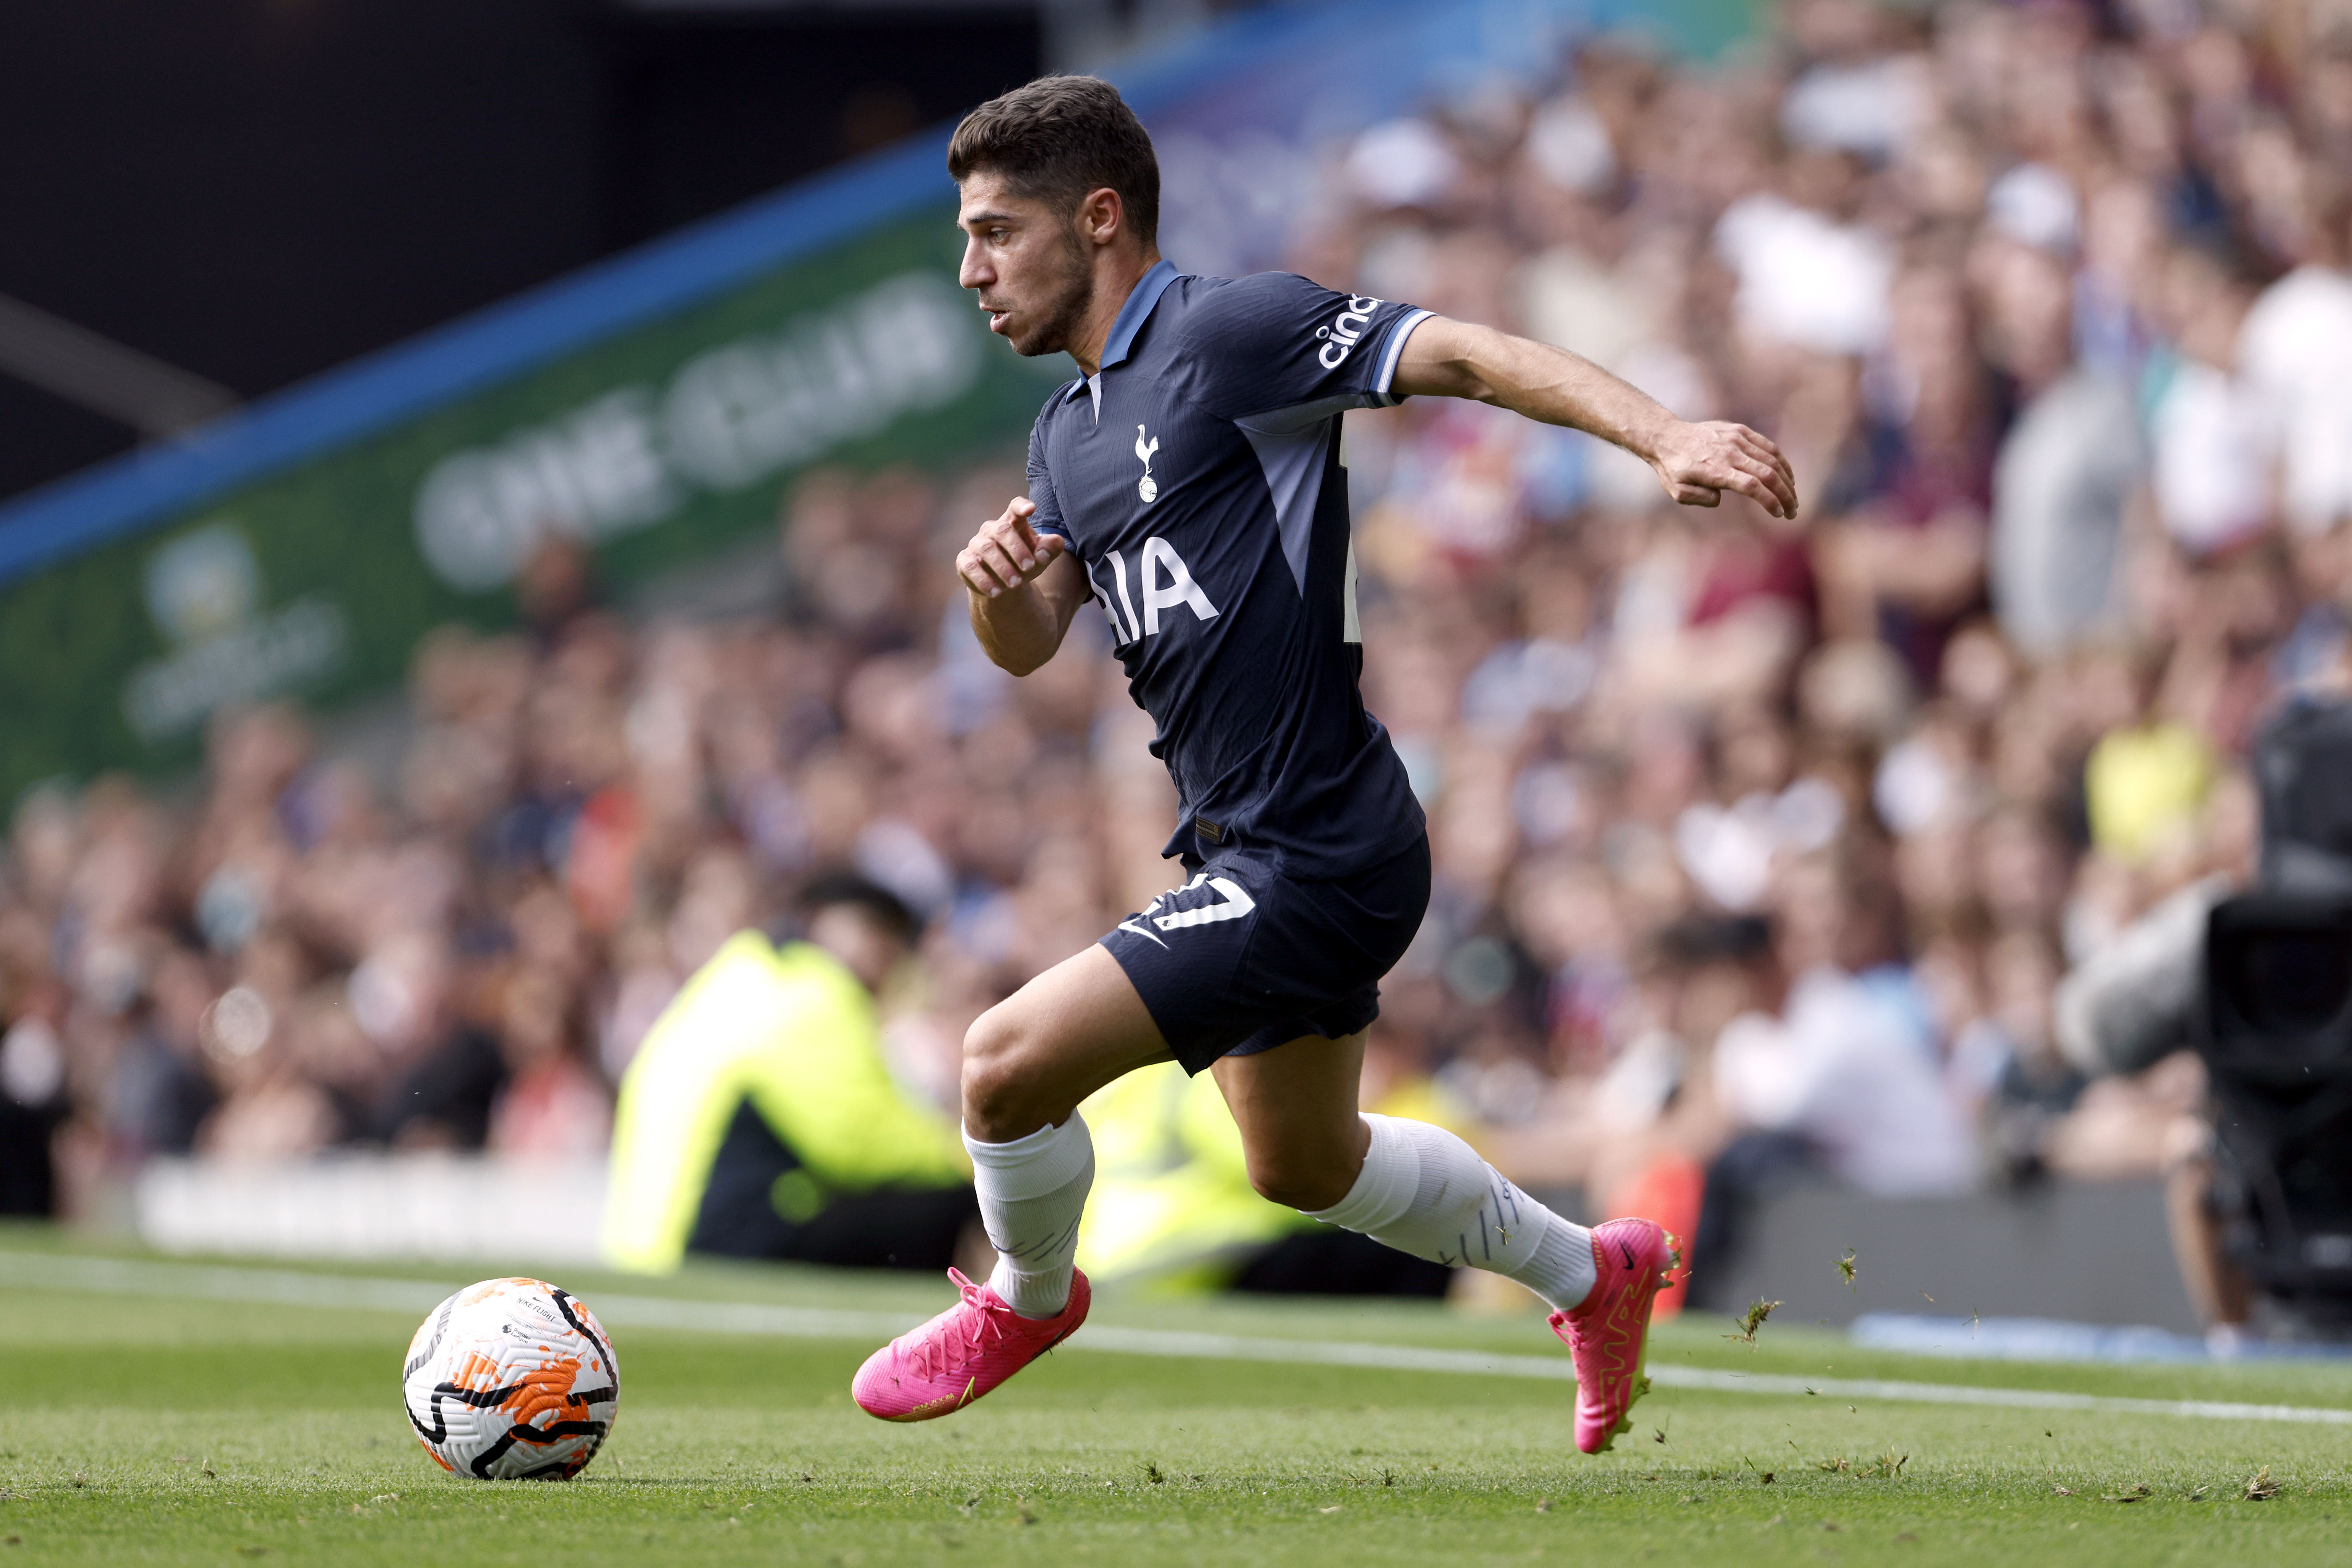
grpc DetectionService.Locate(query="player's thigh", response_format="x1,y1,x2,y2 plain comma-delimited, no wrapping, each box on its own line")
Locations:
1210,1031,1371,1212
963,942,1175,1140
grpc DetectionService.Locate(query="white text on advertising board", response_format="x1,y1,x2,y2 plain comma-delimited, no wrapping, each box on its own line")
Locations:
413,271,980,592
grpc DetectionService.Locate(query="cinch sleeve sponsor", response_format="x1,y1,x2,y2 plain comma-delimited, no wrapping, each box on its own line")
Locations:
1178,272,1433,423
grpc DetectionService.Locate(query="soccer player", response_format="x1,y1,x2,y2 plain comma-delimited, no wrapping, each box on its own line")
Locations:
852,75,1798,1453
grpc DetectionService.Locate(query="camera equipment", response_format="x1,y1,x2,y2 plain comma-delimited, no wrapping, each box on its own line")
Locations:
2200,892,2352,1328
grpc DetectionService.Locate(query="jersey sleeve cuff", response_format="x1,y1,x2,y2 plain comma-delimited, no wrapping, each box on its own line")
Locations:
1365,309,1434,407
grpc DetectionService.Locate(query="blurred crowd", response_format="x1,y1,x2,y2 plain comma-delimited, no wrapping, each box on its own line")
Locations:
7,0,2352,1256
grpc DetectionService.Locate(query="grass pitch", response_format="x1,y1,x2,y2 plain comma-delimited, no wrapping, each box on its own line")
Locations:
2,1225,2349,1566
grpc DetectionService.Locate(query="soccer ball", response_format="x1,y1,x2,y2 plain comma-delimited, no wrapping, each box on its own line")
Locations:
401,1277,620,1480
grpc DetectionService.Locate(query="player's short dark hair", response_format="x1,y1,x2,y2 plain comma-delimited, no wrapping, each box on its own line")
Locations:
947,75,1159,246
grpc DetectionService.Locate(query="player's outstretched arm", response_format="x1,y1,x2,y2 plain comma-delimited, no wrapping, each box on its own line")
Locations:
1391,316,1798,519
957,495,1088,676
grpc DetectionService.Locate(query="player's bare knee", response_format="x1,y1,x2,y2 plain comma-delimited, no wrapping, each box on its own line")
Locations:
961,1007,1048,1138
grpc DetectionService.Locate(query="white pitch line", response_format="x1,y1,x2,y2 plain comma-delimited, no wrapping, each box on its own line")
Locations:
0,1251,917,1340
1073,1328,2352,1427
7,1251,2349,1429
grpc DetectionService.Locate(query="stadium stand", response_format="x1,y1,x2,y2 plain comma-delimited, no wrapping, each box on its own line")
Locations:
6,0,2352,1332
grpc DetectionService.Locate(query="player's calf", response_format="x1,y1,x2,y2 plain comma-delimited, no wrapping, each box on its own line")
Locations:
1302,1113,1599,1310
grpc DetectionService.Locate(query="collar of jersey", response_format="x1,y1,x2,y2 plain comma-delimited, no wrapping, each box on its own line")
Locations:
1065,258,1180,401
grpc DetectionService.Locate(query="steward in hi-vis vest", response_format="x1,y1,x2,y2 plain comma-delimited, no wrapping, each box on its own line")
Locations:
601,879,971,1275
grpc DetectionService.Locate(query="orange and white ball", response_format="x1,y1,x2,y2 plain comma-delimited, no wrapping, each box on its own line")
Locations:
401,1277,619,1480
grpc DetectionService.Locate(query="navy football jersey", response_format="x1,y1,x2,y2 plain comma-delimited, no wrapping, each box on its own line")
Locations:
1027,260,1431,876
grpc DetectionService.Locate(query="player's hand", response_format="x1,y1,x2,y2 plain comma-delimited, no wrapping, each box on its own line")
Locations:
957,496,1068,599
1647,420,1799,520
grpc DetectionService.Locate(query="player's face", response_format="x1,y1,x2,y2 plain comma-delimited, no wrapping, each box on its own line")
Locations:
957,173,1094,358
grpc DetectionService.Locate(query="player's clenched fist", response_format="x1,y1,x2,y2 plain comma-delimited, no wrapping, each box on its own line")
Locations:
957,496,1068,599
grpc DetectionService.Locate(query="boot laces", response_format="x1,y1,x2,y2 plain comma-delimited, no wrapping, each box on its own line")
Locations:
903,1268,1013,1381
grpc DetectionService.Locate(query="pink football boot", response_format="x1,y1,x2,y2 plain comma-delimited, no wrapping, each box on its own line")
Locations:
1549,1218,1674,1454
852,1267,1091,1422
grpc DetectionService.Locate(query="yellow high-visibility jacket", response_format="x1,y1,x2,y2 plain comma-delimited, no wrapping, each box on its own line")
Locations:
601,933,966,1274
1074,1064,1485,1293
1074,1062,1309,1292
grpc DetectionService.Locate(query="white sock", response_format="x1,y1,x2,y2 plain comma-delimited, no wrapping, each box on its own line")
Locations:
1305,1113,1597,1313
964,1114,1094,1319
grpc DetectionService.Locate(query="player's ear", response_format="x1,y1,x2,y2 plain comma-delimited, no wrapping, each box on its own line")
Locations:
1077,187,1123,248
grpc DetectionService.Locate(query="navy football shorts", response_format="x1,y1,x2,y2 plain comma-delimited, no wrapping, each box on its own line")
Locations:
1100,833,1432,1075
